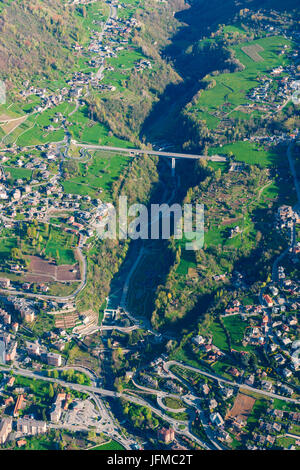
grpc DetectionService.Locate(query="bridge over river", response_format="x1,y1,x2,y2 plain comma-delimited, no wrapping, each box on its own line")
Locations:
73,141,226,162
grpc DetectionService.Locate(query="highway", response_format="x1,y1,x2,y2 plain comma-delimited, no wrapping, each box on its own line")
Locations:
73,142,226,161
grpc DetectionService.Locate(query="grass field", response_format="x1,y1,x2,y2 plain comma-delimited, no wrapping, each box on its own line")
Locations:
0,224,77,266
63,150,133,200
210,319,229,351
90,440,125,451
223,315,247,349
3,166,33,181
163,397,185,410
208,141,283,167
67,105,132,147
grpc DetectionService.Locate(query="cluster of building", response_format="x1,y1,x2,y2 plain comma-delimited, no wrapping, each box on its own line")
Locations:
50,393,71,423
192,334,226,363
8,297,36,323
20,83,69,115
277,204,300,229
26,340,62,367
246,64,300,112
0,411,49,446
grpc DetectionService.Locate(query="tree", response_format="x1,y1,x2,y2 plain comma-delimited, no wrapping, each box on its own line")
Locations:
49,383,54,399
11,247,22,260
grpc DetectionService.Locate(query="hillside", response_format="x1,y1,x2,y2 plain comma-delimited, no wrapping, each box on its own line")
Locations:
0,0,91,91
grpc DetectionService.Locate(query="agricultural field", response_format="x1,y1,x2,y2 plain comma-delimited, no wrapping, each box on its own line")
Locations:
227,393,256,421
241,44,265,62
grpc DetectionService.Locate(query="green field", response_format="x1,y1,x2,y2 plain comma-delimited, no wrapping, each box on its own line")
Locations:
67,105,132,147
208,141,283,167
90,440,125,451
0,224,77,266
189,35,292,129
223,315,247,349
4,166,33,181
63,151,133,200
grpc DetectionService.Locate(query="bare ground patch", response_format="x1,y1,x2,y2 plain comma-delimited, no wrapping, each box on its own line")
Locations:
0,115,27,134
227,393,256,421
241,44,264,62
24,255,81,282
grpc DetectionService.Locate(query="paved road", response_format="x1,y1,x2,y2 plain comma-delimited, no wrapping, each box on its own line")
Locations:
0,365,212,449
94,3,118,80
165,361,300,404
164,364,226,450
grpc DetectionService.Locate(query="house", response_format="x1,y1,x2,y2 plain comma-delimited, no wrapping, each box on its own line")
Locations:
228,367,240,377
282,368,292,378
221,387,233,399
273,422,282,432
4,397,14,407
263,294,273,307
125,371,133,380
13,394,26,417
17,439,27,448
7,376,15,387
244,374,255,386
5,341,17,362
26,341,41,357
233,415,247,429
261,380,273,392
210,412,224,427
46,352,62,367
193,335,205,345
209,398,218,410
262,315,269,325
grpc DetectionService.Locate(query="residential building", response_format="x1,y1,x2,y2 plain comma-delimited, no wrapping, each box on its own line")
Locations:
0,417,12,444
17,417,47,436
157,427,175,444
